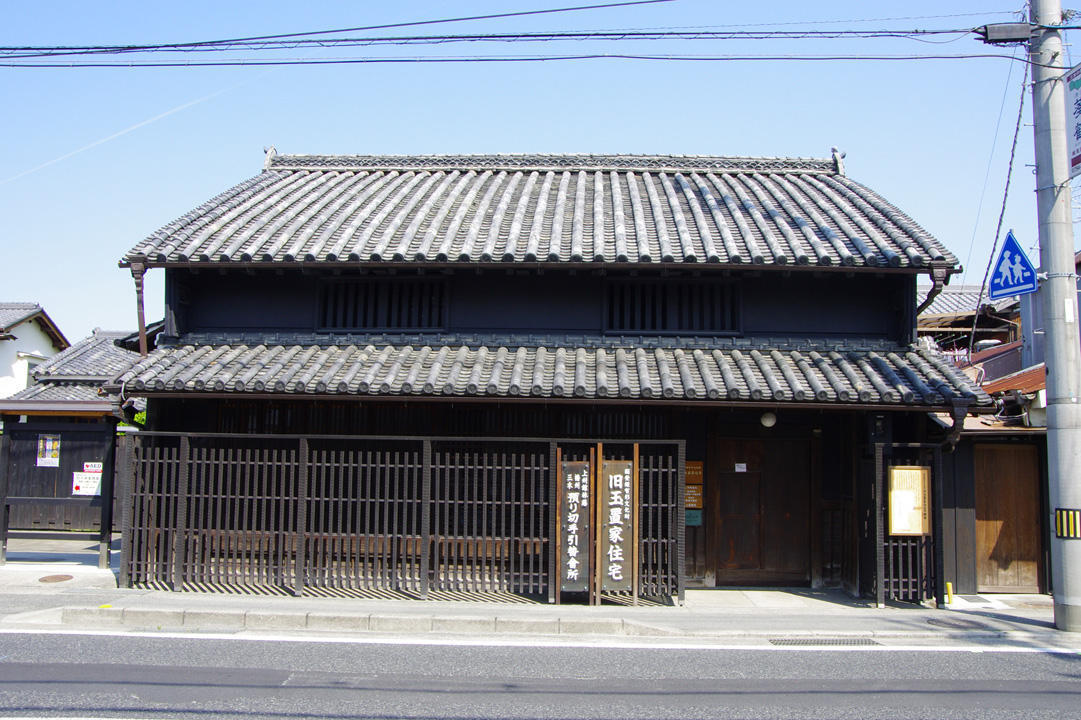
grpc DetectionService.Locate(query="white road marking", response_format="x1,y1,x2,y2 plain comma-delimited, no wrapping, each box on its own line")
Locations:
0,626,1078,654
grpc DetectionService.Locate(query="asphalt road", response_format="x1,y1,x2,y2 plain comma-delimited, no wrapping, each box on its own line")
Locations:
1,632,1079,719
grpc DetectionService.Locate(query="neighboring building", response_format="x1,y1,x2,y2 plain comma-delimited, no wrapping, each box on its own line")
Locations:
109,151,989,604
916,284,1019,365
915,252,1081,597
0,303,68,398
0,329,141,566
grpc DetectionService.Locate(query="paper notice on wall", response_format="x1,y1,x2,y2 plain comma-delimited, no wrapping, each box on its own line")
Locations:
36,434,60,467
72,471,102,496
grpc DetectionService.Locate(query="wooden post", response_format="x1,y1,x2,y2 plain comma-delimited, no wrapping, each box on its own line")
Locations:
552,444,561,605
632,442,639,606
592,443,601,606
172,435,191,592
130,262,149,358
932,447,946,607
420,439,431,599
874,441,885,608
98,418,118,570
118,433,134,587
293,438,309,597
0,421,11,566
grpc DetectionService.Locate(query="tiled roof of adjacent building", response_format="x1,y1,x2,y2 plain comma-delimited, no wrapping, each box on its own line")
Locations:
111,338,988,409
0,302,43,330
123,152,956,270
0,302,69,349
917,285,1017,318
31,329,137,379
8,329,141,406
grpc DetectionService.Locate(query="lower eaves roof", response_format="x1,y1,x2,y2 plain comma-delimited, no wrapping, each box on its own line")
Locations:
110,341,989,410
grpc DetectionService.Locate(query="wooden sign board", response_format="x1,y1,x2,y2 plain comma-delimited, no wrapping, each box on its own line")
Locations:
600,460,634,592
685,484,703,510
888,466,931,536
559,461,591,592
686,461,703,485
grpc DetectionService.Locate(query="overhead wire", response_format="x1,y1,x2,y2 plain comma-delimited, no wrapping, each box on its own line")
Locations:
0,29,979,59
0,53,1042,69
967,57,1031,360
962,46,1020,287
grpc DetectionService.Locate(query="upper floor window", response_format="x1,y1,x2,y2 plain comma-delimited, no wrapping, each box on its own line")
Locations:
605,279,740,335
317,278,446,331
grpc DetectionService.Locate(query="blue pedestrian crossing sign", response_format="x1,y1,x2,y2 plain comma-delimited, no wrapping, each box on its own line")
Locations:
988,231,1038,300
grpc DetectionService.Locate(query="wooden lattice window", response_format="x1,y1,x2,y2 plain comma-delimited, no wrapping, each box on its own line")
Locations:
606,279,740,334
318,278,445,331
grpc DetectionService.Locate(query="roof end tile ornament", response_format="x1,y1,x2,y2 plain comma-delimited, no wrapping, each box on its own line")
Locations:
831,147,846,176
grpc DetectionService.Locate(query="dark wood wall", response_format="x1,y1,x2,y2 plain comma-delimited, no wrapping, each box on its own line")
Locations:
167,268,915,342
0,417,115,531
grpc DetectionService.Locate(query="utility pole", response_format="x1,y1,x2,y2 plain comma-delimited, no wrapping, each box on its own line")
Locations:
1029,0,1081,631
979,0,1081,631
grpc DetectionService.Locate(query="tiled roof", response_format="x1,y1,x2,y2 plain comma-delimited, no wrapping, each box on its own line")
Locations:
32,329,138,379
0,302,43,330
113,340,988,408
124,153,954,270
10,383,110,403
6,330,141,406
917,285,1017,317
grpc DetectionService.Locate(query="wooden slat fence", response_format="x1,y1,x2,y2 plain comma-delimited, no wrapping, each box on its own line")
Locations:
120,433,682,601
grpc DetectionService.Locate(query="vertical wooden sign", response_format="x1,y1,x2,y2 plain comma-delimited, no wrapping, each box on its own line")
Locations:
600,460,635,592
559,461,591,592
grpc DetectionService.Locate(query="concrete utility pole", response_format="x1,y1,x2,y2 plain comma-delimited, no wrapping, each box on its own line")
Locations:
1030,0,1081,631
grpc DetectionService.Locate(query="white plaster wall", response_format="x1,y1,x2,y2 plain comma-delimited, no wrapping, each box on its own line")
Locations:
0,320,58,398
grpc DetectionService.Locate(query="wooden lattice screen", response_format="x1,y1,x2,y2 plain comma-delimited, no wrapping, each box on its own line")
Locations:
120,433,681,601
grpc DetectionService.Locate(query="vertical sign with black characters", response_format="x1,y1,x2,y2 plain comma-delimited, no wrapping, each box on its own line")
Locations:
601,460,634,592
560,461,591,592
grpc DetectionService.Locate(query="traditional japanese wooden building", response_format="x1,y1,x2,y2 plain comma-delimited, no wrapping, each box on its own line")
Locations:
109,151,990,603
1,329,141,566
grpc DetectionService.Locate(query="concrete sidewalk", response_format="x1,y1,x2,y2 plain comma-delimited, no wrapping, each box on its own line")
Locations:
0,537,1072,648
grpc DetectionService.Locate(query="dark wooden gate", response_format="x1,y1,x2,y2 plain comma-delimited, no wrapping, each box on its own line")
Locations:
974,443,1042,593
875,444,943,605
0,417,116,568
120,432,682,602
706,436,811,585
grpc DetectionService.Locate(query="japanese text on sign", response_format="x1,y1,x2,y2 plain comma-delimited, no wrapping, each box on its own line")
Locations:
601,461,634,592
560,462,591,592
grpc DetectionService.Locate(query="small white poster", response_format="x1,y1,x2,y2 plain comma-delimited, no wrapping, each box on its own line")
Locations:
72,471,102,496
36,434,60,467
734,463,747,473
83,462,103,473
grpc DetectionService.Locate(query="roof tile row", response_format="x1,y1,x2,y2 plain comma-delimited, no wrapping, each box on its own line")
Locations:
126,155,953,270
116,342,987,408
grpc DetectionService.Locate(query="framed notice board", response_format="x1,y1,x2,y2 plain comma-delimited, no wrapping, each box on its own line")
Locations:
888,466,931,536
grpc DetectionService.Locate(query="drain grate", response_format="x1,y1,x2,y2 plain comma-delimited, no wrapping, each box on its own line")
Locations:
769,637,879,646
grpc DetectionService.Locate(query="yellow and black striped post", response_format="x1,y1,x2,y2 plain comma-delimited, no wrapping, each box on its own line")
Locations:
1055,509,1081,539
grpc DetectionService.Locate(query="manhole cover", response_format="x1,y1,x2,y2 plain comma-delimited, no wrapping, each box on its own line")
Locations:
38,574,74,584
769,638,879,646
926,616,990,630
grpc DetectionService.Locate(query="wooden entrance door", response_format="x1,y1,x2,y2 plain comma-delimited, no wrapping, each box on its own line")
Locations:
706,436,811,584
974,444,1042,593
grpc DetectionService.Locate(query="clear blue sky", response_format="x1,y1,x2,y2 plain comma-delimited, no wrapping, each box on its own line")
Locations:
0,1,1057,341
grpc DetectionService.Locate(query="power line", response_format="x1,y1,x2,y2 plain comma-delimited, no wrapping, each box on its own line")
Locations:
5,0,675,55
962,46,1020,287
967,58,1031,359
0,53,1042,69
0,29,977,58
